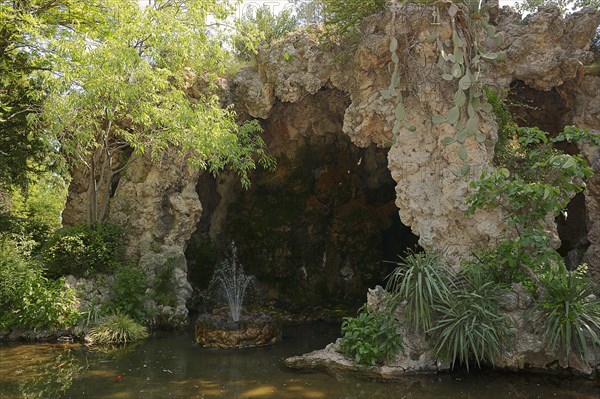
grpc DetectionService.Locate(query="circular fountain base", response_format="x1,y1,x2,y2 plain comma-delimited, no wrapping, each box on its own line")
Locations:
195,312,281,349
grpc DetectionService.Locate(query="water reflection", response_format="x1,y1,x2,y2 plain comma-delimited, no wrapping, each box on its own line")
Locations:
1,323,599,399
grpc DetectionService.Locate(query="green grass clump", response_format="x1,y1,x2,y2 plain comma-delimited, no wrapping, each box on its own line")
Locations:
431,270,511,370
385,251,453,333
86,312,148,344
531,268,600,362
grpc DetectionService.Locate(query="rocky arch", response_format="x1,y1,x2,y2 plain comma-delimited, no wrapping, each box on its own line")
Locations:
185,88,420,309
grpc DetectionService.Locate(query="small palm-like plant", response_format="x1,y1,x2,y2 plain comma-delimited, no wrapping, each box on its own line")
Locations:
431,270,511,371
531,269,600,362
86,312,148,344
385,251,453,333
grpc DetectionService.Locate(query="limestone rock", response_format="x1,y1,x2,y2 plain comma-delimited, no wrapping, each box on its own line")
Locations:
108,153,202,328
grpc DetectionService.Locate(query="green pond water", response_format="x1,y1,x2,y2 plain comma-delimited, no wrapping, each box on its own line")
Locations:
1,322,599,399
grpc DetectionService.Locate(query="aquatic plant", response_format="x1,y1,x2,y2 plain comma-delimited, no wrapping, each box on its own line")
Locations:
86,312,148,344
209,243,255,323
385,251,453,333
340,304,403,366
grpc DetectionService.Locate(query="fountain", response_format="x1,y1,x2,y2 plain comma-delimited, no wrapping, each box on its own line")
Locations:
195,243,281,348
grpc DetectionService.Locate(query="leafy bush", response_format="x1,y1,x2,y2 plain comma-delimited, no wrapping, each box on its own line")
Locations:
530,268,600,361
105,263,148,323
431,270,512,370
340,304,403,366
233,6,300,61
0,238,80,331
86,312,148,344
42,222,125,278
385,251,453,333
321,0,386,35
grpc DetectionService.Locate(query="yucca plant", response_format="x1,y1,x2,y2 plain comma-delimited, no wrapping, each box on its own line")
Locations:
86,312,148,344
431,270,511,370
531,268,600,362
385,251,453,333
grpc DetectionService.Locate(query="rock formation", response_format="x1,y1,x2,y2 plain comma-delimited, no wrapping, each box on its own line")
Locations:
61,2,600,331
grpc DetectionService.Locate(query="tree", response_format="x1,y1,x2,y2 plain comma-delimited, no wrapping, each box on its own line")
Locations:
233,5,300,61
516,0,599,14
0,1,99,191
37,0,274,224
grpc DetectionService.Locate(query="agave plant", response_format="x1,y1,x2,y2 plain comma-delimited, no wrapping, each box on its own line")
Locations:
531,268,600,362
385,251,453,333
86,312,148,345
430,269,511,371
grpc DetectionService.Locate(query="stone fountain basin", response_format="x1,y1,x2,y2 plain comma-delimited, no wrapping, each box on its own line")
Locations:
195,312,281,349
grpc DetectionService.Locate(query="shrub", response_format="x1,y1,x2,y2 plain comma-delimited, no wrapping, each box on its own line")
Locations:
530,267,600,362
431,270,511,370
321,0,386,35
0,238,80,331
106,263,148,323
233,6,300,61
385,251,453,333
86,312,148,344
42,222,125,278
340,304,403,366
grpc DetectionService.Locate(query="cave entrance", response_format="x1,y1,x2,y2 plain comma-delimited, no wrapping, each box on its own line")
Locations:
507,80,588,268
185,89,419,312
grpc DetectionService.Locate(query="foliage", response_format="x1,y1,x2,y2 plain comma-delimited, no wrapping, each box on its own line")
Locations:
33,0,274,224
385,251,453,333
0,238,80,331
432,3,505,175
321,0,386,35
233,6,300,61
340,304,403,366
516,0,599,14
0,1,88,191
86,312,148,344
466,125,599,295
106,263,149,323
9,171,68,232
152,259,178,308
431,270,512,370
42,223,125,278
530,267,600,361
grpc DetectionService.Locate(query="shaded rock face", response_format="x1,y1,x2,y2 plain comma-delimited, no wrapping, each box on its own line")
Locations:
186,89,419,308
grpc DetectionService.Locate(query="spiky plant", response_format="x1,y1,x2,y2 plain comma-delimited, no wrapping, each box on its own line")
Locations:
531,268,600,362
385,251,453,333
431,270,511,371
86,312,148,344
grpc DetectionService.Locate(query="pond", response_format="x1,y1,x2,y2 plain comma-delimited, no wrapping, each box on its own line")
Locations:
1,322,599,399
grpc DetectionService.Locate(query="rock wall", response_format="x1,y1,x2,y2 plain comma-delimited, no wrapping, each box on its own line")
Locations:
62,3,600,325
232,3,600,264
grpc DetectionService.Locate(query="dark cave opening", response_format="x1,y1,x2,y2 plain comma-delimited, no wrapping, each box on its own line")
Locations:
185,89,419,312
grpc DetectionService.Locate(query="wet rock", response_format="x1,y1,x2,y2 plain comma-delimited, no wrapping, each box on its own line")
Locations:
195,312,281,349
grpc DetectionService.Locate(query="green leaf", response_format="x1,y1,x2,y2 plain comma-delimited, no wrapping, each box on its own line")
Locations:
441,136,456,145
453,89,467,107
390,37,398,53
456,128,468,143
481,52,498,60
447,106,460,125
452,63,463,78
466,115,479,133
460,163,470,176
395,103,406,122
475,131,487,143
380,89,393,100
391,52,400,64
432,114,447,124
442,73,454,81
458,74,472,90
458,145,468,161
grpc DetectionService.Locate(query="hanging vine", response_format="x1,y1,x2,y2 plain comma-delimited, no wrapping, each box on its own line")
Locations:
431,1,506,175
